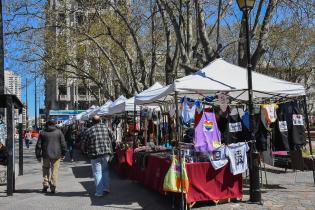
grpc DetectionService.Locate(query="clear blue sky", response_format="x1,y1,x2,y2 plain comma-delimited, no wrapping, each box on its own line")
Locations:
3,1,45,119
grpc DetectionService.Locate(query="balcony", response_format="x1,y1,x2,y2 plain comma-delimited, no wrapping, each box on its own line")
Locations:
58,95,70,101
78,95,89,101
76,95,98,101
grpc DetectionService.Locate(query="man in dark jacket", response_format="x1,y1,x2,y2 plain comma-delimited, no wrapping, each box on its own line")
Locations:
83,115,113,197
36,120,67,193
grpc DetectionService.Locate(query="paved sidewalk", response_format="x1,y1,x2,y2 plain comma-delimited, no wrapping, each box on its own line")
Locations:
0,143,314,210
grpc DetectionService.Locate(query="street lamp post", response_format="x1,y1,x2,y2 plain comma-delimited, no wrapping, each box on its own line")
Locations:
236,0,261,203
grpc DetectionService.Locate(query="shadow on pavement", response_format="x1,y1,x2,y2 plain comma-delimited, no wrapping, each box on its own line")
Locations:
71,164,172,210
13,189,90,197
72,165,93,178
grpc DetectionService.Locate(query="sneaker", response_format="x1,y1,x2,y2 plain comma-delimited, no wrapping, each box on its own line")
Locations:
50,186,56,194
103,190,110,194
94,192,103,197
42,187,48,193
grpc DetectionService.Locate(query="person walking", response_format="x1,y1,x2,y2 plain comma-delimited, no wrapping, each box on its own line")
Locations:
25,130,32,149
83,115,113,197
65,125,75,161
35,120,67,193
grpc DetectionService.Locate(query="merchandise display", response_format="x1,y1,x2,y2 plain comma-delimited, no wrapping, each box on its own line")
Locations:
73,59,312,208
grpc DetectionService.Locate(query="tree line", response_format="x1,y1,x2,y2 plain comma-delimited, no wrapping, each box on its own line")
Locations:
3,0,314,106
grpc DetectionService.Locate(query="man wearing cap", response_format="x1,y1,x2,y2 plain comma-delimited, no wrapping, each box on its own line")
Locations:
83,115,113,197
35,120,67,193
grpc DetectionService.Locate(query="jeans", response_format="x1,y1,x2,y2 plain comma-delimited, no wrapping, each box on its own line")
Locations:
67,143,74,160
25,139,30,148
91,155,110,194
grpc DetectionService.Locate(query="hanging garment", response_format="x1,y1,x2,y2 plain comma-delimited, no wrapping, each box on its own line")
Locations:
280,101,306,150
226,142,249,175
272,107,290,151
241,111,250,129
217,111,228,134
223,112,249,144
115,122,123,142
262,134,274,166
217,93,229,112
254,112,269,152
261,104,279,129
195,100,202,114
194,108,211,126
194,112,221,152
163,155,189,193
209,145,229,170
181,97,196,124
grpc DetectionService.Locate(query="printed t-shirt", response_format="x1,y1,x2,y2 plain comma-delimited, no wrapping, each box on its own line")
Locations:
209,145,228,170
226,142,249,175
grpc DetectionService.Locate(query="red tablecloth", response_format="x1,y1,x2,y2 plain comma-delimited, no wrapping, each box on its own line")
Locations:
131,155,243,204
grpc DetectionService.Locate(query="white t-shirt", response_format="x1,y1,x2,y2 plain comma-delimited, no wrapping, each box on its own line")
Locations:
226,142,249,175
209,145,228,170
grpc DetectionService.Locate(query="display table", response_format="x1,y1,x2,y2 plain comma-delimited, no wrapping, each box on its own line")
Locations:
130,154,243,204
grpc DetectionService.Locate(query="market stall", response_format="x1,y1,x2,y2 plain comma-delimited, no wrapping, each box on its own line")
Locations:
111,84,164,177
111,59,313,207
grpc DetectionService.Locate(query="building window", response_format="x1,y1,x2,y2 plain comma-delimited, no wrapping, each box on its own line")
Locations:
58,85,67,95
78,86,86,95
76,12,84,25
90,86,99,95
58,13,66,25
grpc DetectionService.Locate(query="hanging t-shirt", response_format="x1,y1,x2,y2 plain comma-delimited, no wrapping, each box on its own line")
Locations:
181,97,196,124
273,107,290,151
223,112,249,144
209,145,228,170
280,101,306,150
254,112,269,152
194,112,221,152
217,93,229,112
241,112,250,129
194,108,211,126
261,104,279,129
226,142,249,175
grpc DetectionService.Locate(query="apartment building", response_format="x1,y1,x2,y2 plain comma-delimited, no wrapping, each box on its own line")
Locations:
44,0,104,114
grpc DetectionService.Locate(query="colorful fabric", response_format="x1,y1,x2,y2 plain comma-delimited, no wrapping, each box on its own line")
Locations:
163,155,189,193
261,104,279,129
194,112,221,152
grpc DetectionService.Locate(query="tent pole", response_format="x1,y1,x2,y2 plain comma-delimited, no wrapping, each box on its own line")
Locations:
174,91,185,209
303,95,315,185
174,91,179,142
134,103,136,148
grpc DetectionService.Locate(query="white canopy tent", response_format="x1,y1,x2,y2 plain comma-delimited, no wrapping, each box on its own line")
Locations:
109,96,140,114
75,111,86,121
81,105,98,121
107,95,127,115
110,82,164,114
96,100,113,116
135,59,305,105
